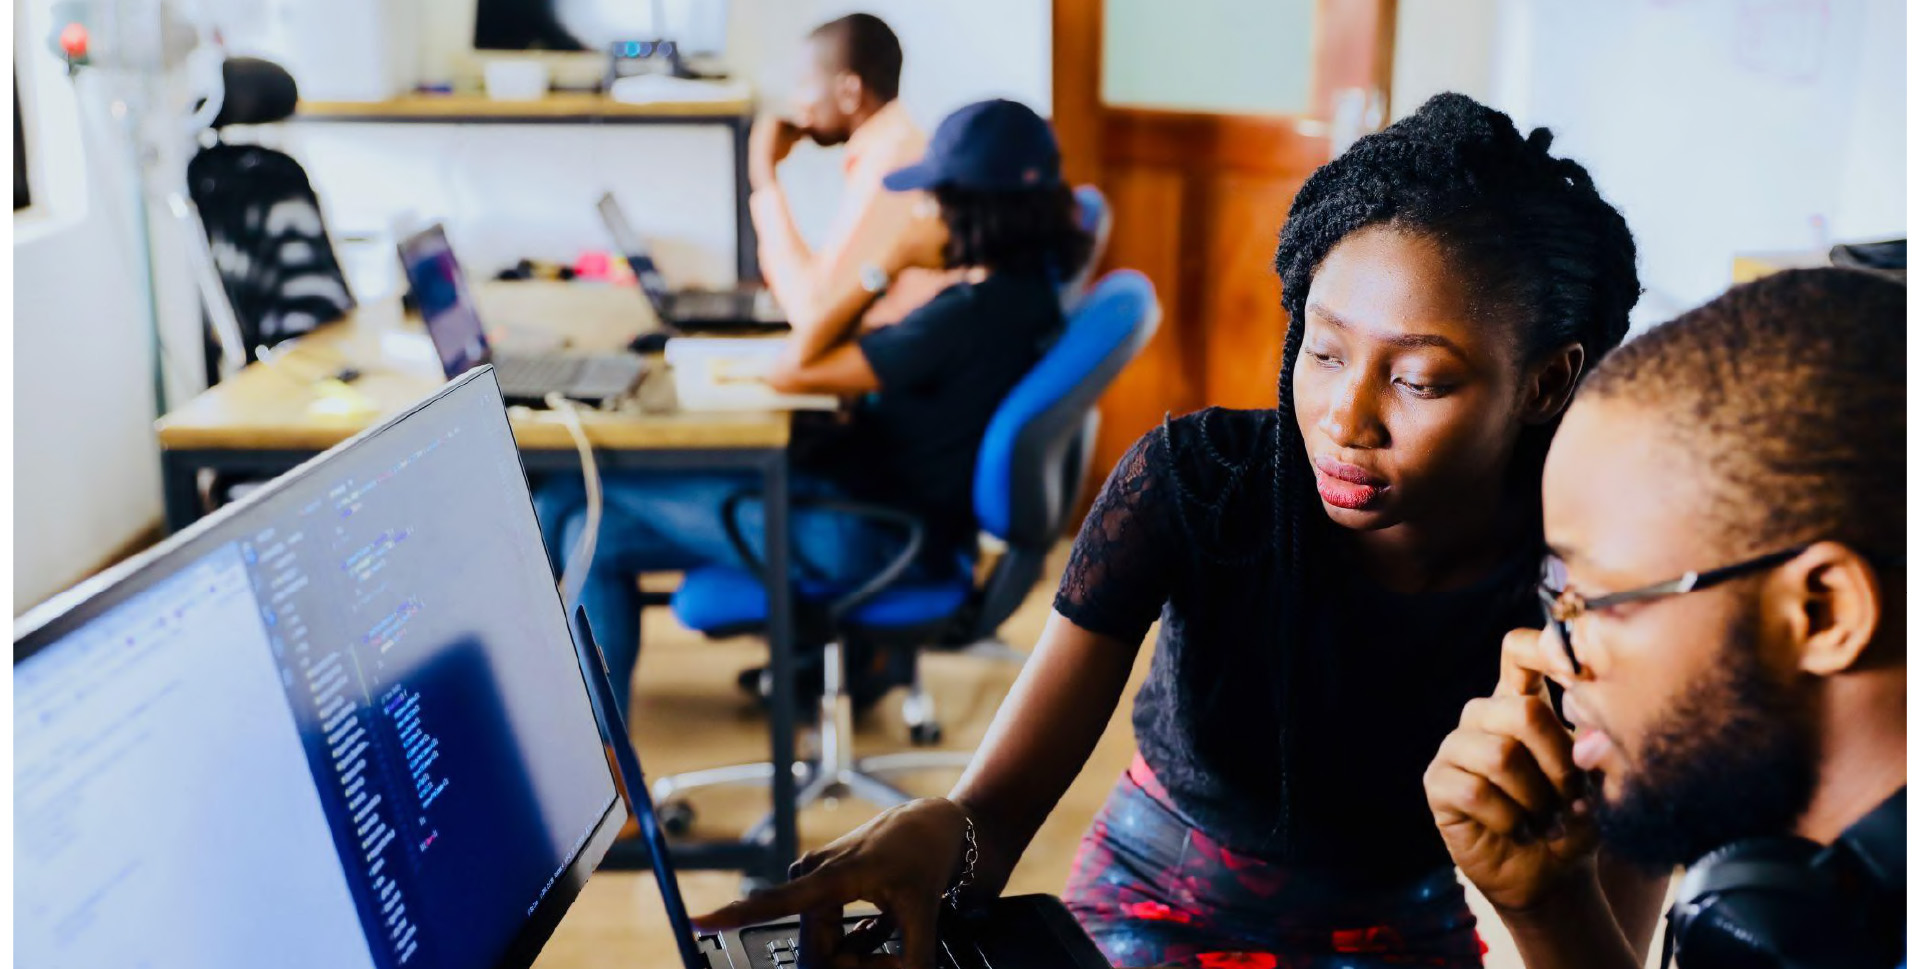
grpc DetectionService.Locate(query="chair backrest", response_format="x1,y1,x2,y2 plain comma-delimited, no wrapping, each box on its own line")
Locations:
187,57,353,364
209,57,300,129
964,270,1158,634
188,143,355,359
1059,185,1113,312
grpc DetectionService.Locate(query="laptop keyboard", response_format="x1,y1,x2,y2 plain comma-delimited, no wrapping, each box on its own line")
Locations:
492,354,582,391
576,354,645,389
754,933,905,969
672,290,759,319
760,935,799,968
491,352,643,401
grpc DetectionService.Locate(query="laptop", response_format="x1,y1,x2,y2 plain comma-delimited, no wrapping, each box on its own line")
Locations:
571,603,1111,969
14,370,626,969
399,223,645,407
596,192,787,334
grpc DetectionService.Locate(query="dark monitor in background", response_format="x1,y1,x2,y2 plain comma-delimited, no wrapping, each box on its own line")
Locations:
473,0,730,56
13,371,624,969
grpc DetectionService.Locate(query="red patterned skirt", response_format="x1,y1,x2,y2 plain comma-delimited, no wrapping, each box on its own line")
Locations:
1062,756,1487,969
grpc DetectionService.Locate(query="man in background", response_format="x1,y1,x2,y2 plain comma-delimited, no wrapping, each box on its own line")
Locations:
749,13,948,334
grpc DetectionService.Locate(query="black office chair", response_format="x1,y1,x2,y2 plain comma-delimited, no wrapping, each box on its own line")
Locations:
655,271,1161,840
182,56,354,379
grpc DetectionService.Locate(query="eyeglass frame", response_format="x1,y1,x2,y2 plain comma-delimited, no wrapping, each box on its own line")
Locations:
1537,545,1816,676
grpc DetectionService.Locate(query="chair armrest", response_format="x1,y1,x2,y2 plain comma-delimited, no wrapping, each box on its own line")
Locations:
717,489,928,623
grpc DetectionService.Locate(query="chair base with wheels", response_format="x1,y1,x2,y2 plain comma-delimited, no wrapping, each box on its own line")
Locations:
651,637,974,842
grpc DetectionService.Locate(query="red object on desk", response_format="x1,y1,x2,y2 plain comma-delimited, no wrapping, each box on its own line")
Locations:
574,249,613,281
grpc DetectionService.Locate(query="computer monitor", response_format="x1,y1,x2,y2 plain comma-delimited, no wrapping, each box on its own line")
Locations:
398,224,492,379
473,0,729,56
14,370,625,969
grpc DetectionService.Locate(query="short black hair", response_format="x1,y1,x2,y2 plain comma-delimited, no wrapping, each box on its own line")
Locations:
810,13,903,103
933,184,1092,277
1584,267,1907,559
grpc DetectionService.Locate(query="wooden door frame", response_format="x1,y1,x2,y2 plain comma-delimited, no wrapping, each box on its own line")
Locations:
1053,0,1397,488
1053,0,1397,202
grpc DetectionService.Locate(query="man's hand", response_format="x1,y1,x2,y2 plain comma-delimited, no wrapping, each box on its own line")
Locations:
1424,628,1599,914
750,116,806,191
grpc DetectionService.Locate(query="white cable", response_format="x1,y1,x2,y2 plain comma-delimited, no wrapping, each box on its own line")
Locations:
546,394,604,614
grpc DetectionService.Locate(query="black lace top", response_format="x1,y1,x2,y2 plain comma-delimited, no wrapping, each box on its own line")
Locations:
1056,407,1542,882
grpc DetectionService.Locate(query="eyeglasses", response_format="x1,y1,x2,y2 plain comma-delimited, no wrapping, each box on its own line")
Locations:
1537,546,1811,675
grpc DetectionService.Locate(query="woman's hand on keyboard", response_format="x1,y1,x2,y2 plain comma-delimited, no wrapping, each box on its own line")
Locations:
693,797,970,969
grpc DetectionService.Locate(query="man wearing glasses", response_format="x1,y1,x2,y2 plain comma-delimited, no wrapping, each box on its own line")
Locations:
1424,268,1906,969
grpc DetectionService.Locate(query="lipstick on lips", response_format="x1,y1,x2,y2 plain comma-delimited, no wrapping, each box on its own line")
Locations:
1313,456,1388,510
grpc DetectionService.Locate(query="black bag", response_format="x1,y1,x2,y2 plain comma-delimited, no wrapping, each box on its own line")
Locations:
187,143,355,359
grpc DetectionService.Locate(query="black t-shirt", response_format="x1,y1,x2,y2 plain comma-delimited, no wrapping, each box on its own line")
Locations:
1055,407,1542,883
801,271,1062,552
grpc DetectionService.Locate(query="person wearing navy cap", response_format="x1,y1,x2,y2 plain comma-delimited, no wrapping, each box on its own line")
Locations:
534,98,1092,721
879,97,1066,193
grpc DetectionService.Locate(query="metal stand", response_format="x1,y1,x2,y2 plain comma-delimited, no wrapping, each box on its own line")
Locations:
652,640,974,844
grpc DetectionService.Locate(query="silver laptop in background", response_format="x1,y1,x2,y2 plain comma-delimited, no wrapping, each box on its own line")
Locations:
596,192,786,333
399,223,645,407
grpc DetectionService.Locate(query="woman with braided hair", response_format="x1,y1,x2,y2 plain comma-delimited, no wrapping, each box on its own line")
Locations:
695,94,1666,968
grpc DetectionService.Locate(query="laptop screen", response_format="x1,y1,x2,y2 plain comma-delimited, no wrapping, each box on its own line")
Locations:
595,192,675,311
14,372,622,969
400,224,493,379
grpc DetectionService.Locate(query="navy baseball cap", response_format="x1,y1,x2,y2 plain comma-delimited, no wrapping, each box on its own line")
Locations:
882,99,1062,193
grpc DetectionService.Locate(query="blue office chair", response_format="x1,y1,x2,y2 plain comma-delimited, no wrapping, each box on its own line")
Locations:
1061,186,1113,312
654,271,1160,840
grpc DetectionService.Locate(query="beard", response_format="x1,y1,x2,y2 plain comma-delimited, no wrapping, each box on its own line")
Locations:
1589,616,1818,869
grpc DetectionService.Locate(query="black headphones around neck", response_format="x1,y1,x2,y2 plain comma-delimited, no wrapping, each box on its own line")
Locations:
1662,787,1906,969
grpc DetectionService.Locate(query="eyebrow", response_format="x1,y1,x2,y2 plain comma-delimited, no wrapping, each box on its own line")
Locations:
1307,302,1467,356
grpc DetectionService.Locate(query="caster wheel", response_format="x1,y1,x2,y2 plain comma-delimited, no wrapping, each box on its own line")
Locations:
909,721,943,746
659,800,696,837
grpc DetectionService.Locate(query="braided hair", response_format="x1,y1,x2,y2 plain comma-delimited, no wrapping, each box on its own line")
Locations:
1263,93,1641,843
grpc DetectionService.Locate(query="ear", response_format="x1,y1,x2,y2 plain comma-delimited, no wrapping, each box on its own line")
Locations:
1521,343,1586,425
834,72,865,114
1775,541,1883,676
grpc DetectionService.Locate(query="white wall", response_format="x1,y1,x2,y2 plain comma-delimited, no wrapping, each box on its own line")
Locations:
1395,0,1906,324
13,2,169,613
230,1,1051,294
734,0,1053,247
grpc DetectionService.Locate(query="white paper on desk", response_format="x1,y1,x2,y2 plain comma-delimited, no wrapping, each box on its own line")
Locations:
380,331,442,369
664,338,839,412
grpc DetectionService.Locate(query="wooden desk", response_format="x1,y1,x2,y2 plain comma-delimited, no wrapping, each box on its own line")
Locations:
156,281,788,458
288,92,760,282
155,279,802,879
297,92,753,122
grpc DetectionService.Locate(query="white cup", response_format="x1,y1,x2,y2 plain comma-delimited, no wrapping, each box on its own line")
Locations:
484,60,550,101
